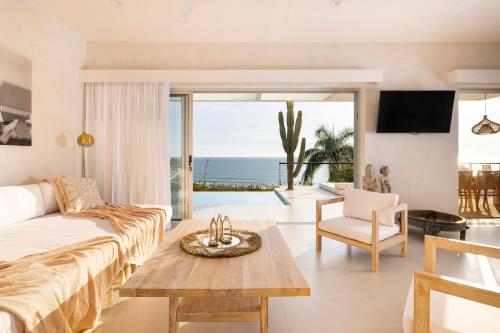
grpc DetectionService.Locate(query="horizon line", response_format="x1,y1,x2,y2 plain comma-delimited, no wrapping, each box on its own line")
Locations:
193,156,286,158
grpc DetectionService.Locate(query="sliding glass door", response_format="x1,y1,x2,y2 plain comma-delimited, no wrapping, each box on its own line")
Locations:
191,92,357,217
169,95,192,220
170,91,358,220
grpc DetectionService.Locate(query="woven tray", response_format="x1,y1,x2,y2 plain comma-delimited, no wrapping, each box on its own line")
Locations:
179,229,262,258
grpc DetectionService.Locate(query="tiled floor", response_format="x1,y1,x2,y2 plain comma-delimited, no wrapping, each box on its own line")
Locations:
97,224,500,333
459,196,500,219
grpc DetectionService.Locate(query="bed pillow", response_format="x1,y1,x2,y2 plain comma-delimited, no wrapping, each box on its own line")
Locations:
53,176,105,214
342,188,399,226
0,184,46,226
39,181,60,214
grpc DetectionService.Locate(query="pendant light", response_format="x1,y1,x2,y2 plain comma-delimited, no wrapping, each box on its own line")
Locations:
471,93,500,135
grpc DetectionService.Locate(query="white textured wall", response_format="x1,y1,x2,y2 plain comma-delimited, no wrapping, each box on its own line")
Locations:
86,42,500,213
0,0,86,185
0,46,31,90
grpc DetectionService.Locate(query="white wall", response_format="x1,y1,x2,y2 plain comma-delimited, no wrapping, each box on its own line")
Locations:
86,42,500,213
0,0,86,185
0,45,31,90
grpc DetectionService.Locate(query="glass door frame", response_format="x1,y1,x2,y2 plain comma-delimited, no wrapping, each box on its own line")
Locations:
173,87,362,220
170,92,193,220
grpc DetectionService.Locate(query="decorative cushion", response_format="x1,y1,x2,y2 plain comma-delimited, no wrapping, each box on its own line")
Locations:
53,176,105,213
0,184,46,226
343,188,399,226
52,177,69,212
39,181,60,214
319,216,400,244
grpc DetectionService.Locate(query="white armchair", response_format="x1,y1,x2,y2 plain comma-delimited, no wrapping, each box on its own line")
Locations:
316,188,408,272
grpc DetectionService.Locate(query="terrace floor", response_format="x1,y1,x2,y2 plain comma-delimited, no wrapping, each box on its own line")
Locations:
193,186,500,225
459,197,500,219
192,186,342,223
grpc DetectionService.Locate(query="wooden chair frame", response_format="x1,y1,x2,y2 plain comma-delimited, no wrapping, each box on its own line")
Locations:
474,170,500,211
414,236,500,333
316,197,408,272
458,170,474,211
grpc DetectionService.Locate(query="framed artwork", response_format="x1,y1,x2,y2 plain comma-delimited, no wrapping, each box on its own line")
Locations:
0,45,32,146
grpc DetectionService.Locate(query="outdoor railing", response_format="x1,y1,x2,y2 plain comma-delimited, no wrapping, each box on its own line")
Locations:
278,162,354,186
458,162,500,174
458,162,500,198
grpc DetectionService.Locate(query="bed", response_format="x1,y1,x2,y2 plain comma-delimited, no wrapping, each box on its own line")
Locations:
0,183,172,333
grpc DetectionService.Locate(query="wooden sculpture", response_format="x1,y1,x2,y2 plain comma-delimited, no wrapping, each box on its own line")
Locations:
362,164,379,192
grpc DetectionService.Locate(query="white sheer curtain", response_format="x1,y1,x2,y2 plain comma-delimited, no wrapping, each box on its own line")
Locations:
84,82,171,205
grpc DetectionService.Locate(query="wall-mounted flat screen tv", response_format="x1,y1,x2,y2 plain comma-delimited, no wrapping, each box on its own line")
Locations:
376,90,455,133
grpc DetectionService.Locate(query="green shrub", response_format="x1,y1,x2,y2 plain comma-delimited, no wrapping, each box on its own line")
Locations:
193,183,274,192
328,164,354,182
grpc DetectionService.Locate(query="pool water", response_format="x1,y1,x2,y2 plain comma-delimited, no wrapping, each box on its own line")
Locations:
193,191,285,208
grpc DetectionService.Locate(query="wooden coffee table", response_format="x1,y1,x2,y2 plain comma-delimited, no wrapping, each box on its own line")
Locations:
120,220,310,333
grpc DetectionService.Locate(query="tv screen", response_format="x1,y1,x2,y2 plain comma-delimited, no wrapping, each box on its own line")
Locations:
376,90,455,133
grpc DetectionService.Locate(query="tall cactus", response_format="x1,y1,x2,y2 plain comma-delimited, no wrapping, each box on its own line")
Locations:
279,101,306,190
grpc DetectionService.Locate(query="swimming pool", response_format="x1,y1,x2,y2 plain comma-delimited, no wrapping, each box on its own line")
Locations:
193,191,285,208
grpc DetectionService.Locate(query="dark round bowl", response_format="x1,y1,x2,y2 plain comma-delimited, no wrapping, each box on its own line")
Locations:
408,210,465,224
408,210,467,237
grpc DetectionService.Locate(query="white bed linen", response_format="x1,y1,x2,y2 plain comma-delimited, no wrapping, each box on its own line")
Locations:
0,312,23,333
0,213,116,263
0,205,171,333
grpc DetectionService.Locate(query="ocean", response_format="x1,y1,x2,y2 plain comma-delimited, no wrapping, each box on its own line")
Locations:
193,157,287,185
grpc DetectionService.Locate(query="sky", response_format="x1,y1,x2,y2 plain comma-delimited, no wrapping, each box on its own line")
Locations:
193,101,355,157
179,95,500,161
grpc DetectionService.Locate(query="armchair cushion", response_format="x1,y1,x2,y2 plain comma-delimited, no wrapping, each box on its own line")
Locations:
319,216,400,244
343,188,399,226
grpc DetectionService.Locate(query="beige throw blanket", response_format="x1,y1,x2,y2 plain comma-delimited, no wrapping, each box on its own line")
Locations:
0,205,166,333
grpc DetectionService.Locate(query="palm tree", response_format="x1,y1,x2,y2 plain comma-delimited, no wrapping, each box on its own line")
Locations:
302,124,354,184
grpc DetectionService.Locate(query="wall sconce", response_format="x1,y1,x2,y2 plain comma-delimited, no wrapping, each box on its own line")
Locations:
77,131,94,177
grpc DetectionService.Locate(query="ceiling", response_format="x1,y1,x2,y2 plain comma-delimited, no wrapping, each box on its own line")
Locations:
33,0,500,43
193,92,354,101
459,92,500,100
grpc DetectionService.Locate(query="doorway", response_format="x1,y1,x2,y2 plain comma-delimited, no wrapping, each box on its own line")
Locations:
458,92,500,218
191,92,357,212
169,94,191,220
